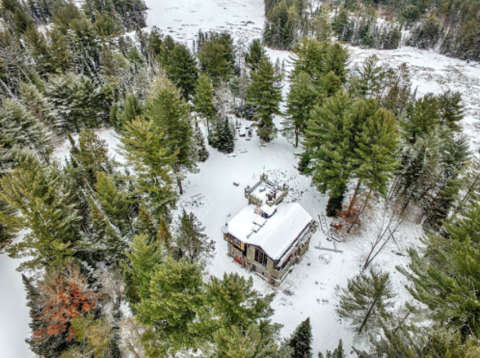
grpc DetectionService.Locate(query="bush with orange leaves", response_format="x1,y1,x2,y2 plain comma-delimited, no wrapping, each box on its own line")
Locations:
33,264,101,343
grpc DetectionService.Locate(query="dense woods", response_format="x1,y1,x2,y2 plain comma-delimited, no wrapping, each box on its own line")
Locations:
263,0,480,61
1,0,480,357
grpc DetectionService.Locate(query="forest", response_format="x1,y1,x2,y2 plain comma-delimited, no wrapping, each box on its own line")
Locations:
264,0,480,60
1,0,480,357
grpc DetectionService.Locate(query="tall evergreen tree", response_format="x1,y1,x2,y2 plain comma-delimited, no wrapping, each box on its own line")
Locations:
245,39,266,71
123,233,164,305
0,198,19,246
87,194,126,262
197,32,235,84
304,91,353,216
204,273,275,331
291,38,349,86
288,317,313,358
0,154,82,271
116,93,143,129
20,82,64,136
350,106,399,219
160,40,198,100
194,74,216,135
403,93,440,144
285,71,318,148
192,121,209,162
211,322,280,358
145,77,193,194
136,257,204,356
0,97,52,162
174,209,214,263
246,56,282,142
44,73,103,131
349,55,385,99
120,117,177,219
318,339,345,358
438,90,464,132
399,201,480,339
337,269,394,334
69,128,114,187
94,172,135,234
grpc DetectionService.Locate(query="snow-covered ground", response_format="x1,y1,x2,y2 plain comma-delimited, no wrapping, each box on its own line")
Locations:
0,233,35,358
348,46,480,151
2,0,480,357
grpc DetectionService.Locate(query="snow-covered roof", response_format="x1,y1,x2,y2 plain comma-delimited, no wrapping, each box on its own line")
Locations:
227,203,313,261
261,204,277,217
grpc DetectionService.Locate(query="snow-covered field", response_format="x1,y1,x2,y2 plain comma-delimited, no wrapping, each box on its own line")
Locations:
2,0,480,357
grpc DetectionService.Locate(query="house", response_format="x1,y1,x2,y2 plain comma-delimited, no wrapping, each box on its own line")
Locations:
223,175,317,285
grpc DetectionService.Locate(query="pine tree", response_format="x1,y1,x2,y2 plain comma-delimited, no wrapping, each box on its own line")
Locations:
145,77,193,194
32,265,100,348
400,201,480,338
318,339,345,358
288,318,313,358
349,55,385,99
0,154,82,271
136,257,203,356
438,90,464,132
161,41,198,100
134,203,158,241
403,93,440,143
94,171,135,234
194,74,216,135
353,106,399,204
211,322,280,358
0,198,19,246
23,274,72,357
193,121,209,162
197,32,235,84
45,27,73,73
246,56,282,142
120,117,177,219
0,97,52,162
117,93,143,129
69,128,115,186
245,39,266,71
337,269,394,334
45,73,103,131
423,136,470,230
204,273,275,331
123,233,164,305
173,209,214,263
87,195,126,263
304,91,354,216
63,314,115,358
216,117,235,153
358,325,480,358
19,82,64,136
285,71,318,148
291,38,349,87
344,101,399,224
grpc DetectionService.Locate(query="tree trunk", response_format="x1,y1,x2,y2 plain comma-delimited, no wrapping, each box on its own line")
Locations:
347,187,372,234
358,296,378,333
392,309,412,335
177,177,184,195
295,127,299,148
206,116,210,136
346,180,362,216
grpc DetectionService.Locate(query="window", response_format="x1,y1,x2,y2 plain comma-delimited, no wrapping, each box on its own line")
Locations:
277,254,292,272
254,248,268,266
